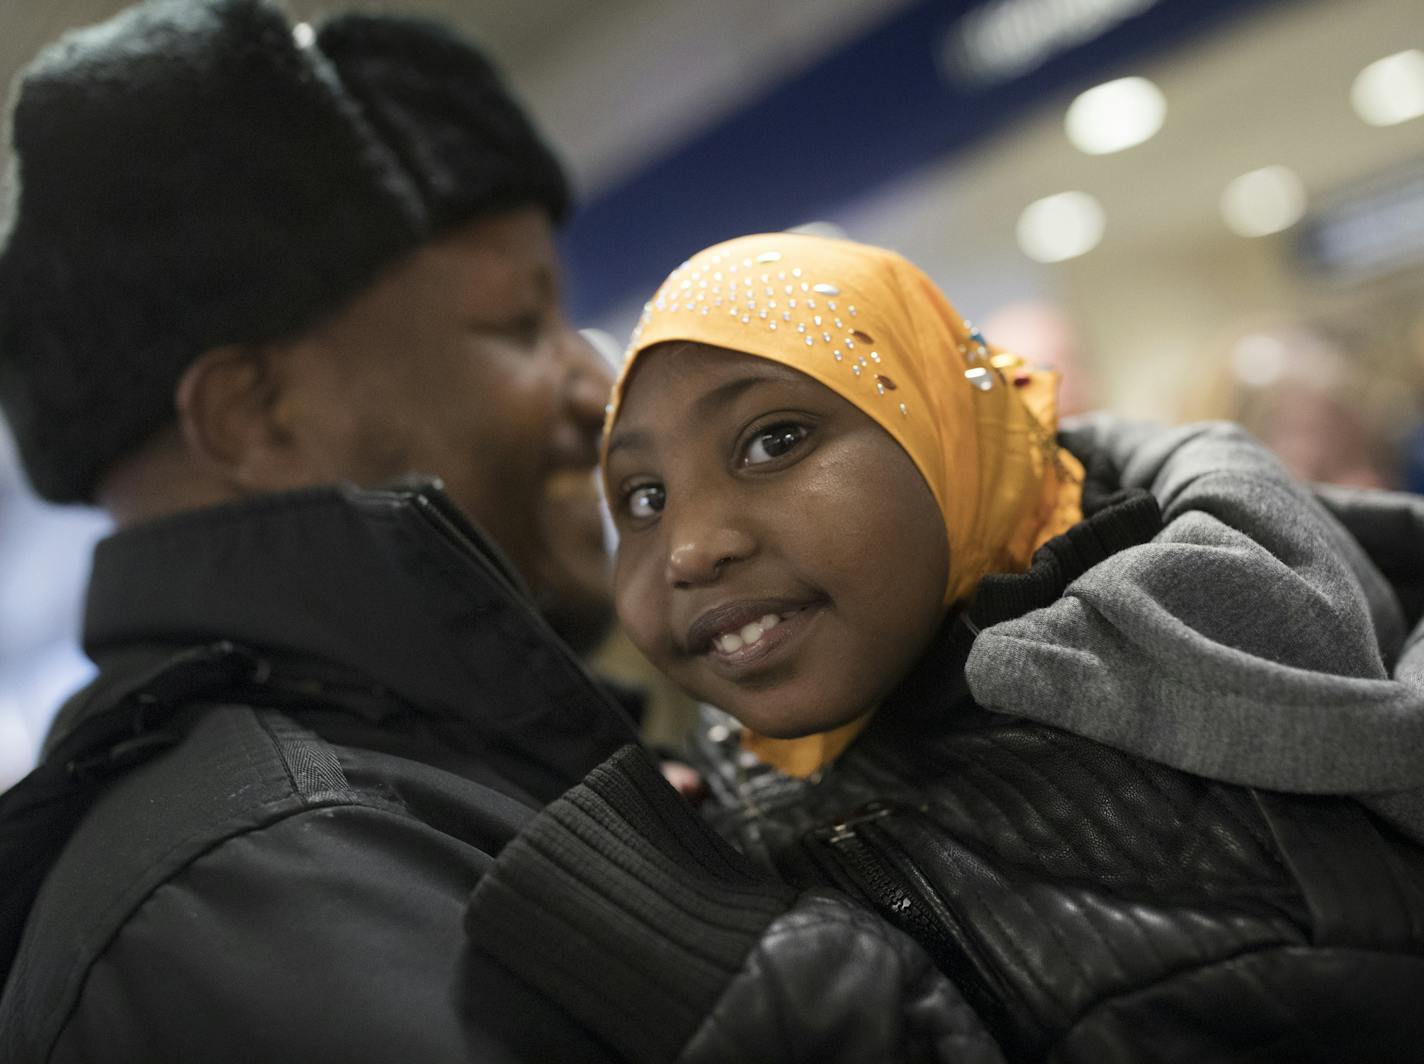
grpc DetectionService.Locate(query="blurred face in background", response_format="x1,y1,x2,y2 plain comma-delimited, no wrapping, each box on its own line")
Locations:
264,207,615,649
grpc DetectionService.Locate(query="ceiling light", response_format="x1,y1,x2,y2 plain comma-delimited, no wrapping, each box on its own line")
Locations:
1064,76,1167,154
1016,192,1105,263
1230,334,1288,387
1351,49,1424,127
1220,166,1306,237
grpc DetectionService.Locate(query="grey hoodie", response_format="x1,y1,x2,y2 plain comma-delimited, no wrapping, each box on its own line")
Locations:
967,416,1424,842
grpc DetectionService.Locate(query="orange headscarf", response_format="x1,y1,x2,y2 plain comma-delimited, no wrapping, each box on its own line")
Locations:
605,232,1084,774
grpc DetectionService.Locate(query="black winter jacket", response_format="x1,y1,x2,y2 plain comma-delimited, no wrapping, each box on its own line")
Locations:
0,484,644,1063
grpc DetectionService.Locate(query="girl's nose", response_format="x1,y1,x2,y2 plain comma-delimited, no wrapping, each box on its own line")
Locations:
666,524,755,588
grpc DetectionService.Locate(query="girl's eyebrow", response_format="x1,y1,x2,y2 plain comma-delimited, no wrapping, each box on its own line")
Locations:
608,365,812,458
604,428,650,460
693,375,764,419
691,361,819,415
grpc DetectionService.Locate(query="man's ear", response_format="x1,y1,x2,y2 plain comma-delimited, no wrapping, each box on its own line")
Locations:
174,343,298,491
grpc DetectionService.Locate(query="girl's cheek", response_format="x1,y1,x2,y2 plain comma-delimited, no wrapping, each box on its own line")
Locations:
615,569,670,662
625,614,664,664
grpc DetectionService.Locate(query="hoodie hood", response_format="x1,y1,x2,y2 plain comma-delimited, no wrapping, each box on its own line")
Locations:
966,417,1424,843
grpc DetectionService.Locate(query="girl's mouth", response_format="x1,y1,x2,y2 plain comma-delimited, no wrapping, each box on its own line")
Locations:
712,610,787,653
700,604,822,675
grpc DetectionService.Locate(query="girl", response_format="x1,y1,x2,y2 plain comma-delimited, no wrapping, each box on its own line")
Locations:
598,232,1424,1059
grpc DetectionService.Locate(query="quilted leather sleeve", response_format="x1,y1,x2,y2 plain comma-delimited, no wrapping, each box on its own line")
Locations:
679,890,1004,1064
466,745,1004,1063
1054,945,1424,1064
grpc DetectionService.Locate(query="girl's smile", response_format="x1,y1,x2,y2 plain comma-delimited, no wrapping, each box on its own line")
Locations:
605,342,949,739
693,598,825,678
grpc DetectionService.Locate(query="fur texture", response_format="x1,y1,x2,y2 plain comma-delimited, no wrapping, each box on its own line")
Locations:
0,0,569,502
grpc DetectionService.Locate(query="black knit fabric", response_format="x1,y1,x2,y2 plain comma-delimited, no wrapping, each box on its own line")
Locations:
0,0,568,503
967,489,1163,630
465,745,799,1062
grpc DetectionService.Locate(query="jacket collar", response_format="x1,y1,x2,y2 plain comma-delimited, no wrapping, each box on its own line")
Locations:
80,483,638,801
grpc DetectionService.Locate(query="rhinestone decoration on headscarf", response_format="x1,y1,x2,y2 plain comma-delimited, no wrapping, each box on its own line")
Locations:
605,232,1083,605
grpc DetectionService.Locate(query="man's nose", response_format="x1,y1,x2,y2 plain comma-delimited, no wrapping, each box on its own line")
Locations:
563,327,615,427
547,326,615,467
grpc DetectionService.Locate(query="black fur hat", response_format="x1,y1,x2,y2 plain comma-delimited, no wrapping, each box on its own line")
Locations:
0,0,570,503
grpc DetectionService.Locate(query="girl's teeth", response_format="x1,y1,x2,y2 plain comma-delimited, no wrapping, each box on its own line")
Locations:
717,613,786,654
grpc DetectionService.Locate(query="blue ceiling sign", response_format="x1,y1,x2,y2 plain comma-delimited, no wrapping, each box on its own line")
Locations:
561,0,1297,323
1296,160,1424,281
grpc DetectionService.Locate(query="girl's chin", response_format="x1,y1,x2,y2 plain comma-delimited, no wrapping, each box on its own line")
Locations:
700,672,876,738
731,704,870,740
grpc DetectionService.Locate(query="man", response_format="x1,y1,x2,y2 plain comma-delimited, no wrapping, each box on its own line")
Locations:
0,1,637,1059
0,3,1001,1061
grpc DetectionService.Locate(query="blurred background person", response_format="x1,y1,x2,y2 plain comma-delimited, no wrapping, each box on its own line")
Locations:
1200,321,1399,489
0,436,107,790
982,300,1100,416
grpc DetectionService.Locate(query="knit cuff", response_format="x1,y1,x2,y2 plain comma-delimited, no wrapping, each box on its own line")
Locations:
970,490,1162,628
465,744,799,1062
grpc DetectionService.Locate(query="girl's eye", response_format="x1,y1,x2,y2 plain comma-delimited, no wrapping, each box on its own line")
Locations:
743,424,808,466
625,484,666,520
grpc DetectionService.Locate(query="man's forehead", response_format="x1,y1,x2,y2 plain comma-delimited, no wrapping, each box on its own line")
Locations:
435,208,559,265
441,212,559,293
362,208,559,313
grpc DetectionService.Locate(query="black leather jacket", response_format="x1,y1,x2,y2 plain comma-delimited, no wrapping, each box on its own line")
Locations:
698,627,1424,1061
468,484,1424,1062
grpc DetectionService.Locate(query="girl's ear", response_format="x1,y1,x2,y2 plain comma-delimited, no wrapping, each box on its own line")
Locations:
174,343,299,491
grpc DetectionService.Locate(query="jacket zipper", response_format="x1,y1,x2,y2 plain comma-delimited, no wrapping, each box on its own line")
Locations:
807,803,1017,1030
